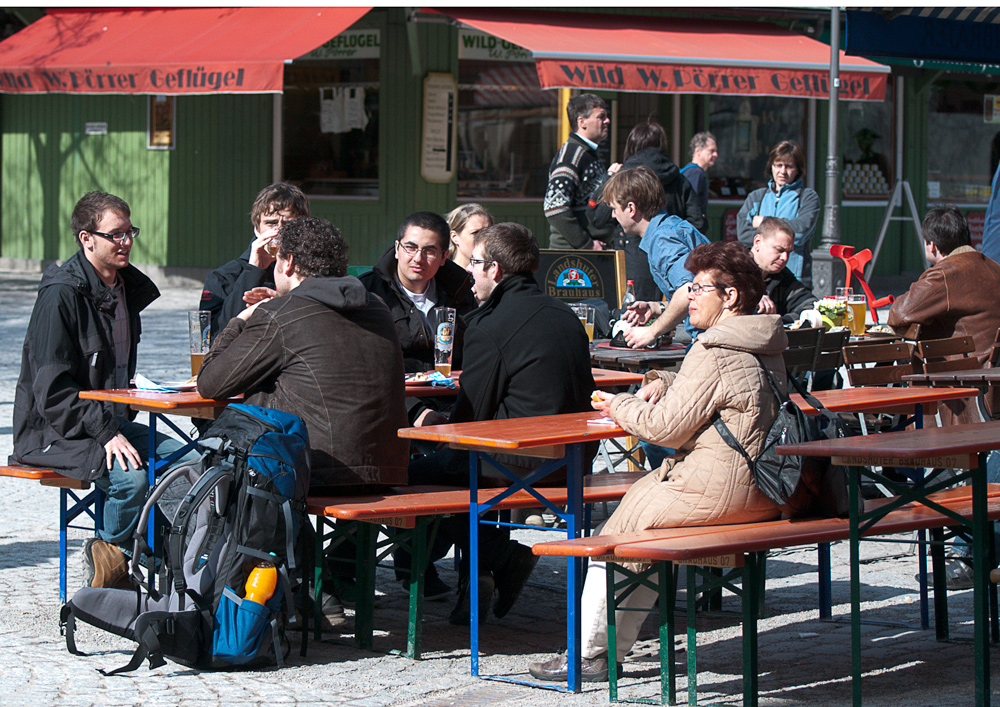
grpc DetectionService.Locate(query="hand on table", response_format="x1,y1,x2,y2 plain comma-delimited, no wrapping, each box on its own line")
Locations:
757,295,777,315
624,322,658,349
623,302,653,325
105,433,143,471
591,390,614,417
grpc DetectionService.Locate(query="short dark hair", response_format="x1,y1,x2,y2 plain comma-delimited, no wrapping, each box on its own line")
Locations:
277,217,349,278
623,120,667,161
756,216,795,242
923,205,970,255
72,191,130,247
600,166,666,222
250,183,310,230
568,93,607,129
685,241,764,316
689,131,716,159
474,222,539,274
396,211,450,252
766,140,806,181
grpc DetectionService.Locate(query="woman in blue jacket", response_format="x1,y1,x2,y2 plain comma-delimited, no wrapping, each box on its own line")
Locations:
736,141,821,288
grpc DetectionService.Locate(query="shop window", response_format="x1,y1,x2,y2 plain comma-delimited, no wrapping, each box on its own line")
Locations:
841,80,893,199
282,29,380,198
457,31,558,199
927,78,1000,205
147,95,175,150
707,96,807,200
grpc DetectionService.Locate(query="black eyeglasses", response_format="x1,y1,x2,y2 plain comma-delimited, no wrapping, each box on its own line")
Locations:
469,257,495,268
689,282,723,296
396,241,442,260
89,226,139,243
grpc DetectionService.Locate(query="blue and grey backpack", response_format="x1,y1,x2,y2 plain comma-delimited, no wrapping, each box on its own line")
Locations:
61,403,310,673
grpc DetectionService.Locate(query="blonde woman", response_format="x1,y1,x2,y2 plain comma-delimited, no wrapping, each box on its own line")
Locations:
447,203,494,269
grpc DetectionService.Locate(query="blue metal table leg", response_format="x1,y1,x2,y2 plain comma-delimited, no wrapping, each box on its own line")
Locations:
566,443,583,694
470,451,481,678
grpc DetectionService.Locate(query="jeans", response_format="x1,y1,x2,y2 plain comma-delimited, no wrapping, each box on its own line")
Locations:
950,450,1000,565
640,441,675,471
92,418,201,547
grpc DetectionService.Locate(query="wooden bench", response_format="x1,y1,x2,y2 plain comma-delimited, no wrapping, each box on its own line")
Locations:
533,485,1000,705
304,471,647,659
0,466,105,602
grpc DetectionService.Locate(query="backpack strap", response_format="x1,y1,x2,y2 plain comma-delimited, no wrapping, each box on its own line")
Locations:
60,603,87,657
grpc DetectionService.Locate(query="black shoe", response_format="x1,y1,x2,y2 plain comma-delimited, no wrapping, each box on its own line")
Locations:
398,568,452,601
449,573,494,625
528,651,613,683
493,542,539,618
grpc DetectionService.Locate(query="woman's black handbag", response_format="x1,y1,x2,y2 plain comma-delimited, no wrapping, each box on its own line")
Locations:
713,356,861,519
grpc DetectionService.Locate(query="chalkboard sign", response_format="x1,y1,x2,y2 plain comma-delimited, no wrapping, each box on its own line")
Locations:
534,249,626,310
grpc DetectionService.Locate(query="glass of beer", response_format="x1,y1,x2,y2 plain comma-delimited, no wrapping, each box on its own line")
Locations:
264,238,280,257
188,311,211,377
570,303,595,344
847,294,867,336
431,307,456,377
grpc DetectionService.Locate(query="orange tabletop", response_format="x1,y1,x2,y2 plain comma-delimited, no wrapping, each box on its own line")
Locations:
398,410,624,458
404,367,643,398
78,388,239,419
790,385,978,416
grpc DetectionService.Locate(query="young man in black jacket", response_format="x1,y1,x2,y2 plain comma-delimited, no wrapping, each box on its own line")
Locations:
11,192,199,588
409,221,596,624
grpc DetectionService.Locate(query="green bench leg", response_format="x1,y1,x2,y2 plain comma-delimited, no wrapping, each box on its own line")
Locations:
354,521,378,650
742,553,762,707
405,517,430,660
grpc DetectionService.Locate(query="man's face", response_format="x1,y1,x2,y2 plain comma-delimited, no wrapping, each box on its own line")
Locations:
80,209,133,276
696,139,718,168
752,231,794,275
255,207,297,239
395,225,444,293
577,106,610,143
610,200,640,236
467,243,499,303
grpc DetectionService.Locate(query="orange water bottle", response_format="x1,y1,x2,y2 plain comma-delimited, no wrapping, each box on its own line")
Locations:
244,561,277,604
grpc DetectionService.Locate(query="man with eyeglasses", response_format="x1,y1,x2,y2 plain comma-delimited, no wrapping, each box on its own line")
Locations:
359,211,477,427
602,166,709,348
200,183,310,333
11,191,199,588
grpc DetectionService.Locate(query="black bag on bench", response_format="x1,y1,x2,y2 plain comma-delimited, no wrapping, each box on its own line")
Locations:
714,357,861,519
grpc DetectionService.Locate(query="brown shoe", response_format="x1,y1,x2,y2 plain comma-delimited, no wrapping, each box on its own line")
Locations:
84,539,131,589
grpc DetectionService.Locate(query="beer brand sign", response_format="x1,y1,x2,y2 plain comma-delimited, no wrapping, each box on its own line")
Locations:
536,249,626,310
535,60,888,101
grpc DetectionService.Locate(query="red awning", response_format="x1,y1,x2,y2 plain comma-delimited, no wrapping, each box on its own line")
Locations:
0,7,371,95
432,8,889,101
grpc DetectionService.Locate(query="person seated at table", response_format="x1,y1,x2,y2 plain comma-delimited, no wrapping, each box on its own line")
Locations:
197,216,410,630
360,211,478,427
199,183,310,333
447,203,494,270
11,191,200,589
887,205,1000,424
751,216,816,323
528,241,787,682
406,221,596,625
602,166,709,350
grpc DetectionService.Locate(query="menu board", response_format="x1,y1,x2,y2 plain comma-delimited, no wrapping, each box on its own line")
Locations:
420,72,457,184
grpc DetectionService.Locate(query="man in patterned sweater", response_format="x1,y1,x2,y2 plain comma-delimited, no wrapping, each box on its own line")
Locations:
544,93,615,250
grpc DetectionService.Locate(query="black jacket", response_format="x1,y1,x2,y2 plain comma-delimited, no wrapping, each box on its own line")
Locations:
451,273,595,426
200,243,275,334
764,267,816,324
198,276,410,488
11,251,159,479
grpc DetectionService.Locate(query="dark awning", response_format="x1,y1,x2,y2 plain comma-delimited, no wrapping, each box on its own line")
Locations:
431,8,889,101
0,7,371,95
846,8,1000,67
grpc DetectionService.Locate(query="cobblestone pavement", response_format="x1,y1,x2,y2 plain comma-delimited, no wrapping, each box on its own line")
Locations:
0,270,997,706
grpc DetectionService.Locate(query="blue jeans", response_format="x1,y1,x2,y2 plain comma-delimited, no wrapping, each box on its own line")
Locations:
951,450,1000,564
92,418,201,546
640,441,675,470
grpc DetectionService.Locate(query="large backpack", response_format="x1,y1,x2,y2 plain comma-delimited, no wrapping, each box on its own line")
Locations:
61,403,310,673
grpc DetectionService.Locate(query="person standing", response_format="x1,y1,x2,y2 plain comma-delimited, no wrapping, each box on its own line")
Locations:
11,191,199,588
736,141,820,289
544,93,615,250
681,131,718,229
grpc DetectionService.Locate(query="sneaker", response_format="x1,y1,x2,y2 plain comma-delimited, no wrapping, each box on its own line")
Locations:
317,592,350,632
398,569,452,601
449,573,494,626
523,514,546,527
83,538,131,589
946,560,975,591
528,651,615,683
493,542,539,618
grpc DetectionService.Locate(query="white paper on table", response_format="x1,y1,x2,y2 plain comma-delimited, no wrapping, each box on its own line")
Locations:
133,373,195,392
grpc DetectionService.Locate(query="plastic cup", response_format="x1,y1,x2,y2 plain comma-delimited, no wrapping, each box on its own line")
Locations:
188,311,211,376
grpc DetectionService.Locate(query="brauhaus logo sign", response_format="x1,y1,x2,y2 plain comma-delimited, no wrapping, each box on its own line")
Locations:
535,60,888,102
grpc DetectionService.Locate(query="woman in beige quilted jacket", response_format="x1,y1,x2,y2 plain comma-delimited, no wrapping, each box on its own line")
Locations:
530,241,789,683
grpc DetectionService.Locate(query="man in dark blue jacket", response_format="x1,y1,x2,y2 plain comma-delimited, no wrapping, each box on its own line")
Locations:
11,191,198,588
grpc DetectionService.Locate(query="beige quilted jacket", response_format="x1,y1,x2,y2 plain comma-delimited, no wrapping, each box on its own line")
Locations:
603,314,788,535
